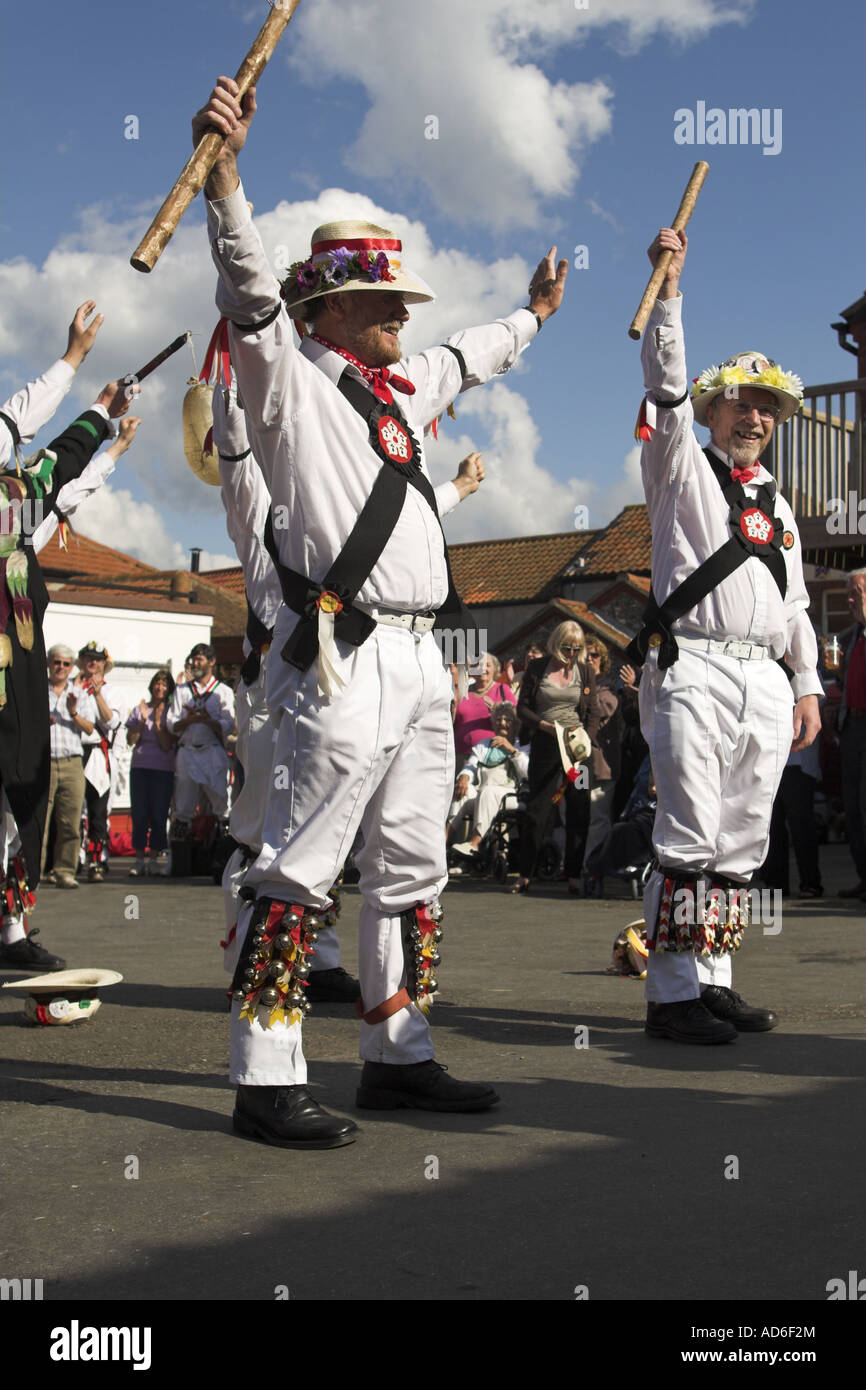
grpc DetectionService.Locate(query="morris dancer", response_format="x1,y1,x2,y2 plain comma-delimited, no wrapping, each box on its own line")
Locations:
193,75,566,1147
166,644,235,834
212,379,360,1005
0,380,139,965
630,227,821,1043
75,641,125,882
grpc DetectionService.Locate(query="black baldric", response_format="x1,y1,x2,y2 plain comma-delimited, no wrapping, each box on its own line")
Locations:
263,369,472,674
0,411,20,447
628,447,790,670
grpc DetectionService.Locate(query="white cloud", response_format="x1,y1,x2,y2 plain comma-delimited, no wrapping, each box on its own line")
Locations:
64,480,237,572
429,384,643,541
288,0,752,227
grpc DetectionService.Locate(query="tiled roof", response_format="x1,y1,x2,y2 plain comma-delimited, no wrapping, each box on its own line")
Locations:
38,529,160,584
563,505,651,578
449,530,597,605
46,572,247,639
200,565,245,597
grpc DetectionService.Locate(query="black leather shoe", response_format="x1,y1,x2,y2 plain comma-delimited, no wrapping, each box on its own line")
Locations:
233,1085,359,1148
0,930,66,972
305,966,362,1004
356,1059,500,1112
645,999,737,1044
701,985,778,1032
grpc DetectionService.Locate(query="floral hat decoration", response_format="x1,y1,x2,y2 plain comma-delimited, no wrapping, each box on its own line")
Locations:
279,219,435,315
690,350,804,426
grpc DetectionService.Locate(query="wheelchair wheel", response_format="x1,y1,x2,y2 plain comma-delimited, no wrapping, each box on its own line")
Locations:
492,852,509,883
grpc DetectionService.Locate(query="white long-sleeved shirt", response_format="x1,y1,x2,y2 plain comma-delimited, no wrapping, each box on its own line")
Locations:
167,677,235,749
213,381,465,653
0,358,76,468
48,678,98,759
31,446,116,553
206,182,537,627
640,294,822,701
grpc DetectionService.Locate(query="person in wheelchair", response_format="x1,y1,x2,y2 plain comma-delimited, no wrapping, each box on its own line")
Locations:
584,757,657,898
448,703,528,863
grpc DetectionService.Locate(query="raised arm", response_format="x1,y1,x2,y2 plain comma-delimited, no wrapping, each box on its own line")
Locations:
0,301,105,468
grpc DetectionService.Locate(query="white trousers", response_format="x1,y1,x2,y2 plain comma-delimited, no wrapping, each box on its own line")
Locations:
229,623,454,1084
639,647,793,1003
174,745,230,820
229,661,274,855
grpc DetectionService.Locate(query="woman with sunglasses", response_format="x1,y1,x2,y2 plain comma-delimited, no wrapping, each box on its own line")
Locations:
508,621,601,893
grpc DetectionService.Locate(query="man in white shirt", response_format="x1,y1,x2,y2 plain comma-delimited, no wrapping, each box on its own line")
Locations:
633,227,822,1044
166,644,235,828
193,76,567,1147
75,642,126,882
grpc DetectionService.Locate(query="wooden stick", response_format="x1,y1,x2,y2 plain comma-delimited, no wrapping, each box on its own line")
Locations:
130,0,303,273
628,161,709,341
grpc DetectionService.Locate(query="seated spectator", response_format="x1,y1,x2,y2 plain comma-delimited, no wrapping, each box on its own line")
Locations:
126,670,178,876
449,703,529,856
453,652,517,761
585,758,657,884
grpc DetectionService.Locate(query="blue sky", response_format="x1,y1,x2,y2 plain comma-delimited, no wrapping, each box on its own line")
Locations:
0,0,862,569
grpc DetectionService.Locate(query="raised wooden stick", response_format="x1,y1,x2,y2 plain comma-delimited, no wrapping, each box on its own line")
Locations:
130,0,303,273
628,161,709,340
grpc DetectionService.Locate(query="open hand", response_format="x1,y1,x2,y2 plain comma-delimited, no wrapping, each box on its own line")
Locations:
64,301,104,370
528,247,568,323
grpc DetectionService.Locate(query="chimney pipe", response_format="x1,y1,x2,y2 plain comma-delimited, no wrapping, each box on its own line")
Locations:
190,548,201,573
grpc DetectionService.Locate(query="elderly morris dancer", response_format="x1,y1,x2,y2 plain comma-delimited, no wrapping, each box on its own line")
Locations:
193,75,567,1147
630,228,821,1044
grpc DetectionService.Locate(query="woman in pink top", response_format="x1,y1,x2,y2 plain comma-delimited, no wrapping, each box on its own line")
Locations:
453,653,517,761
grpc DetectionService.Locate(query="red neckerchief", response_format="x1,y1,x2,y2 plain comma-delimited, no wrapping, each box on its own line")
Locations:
190,675,217,708
310,334,415,407
730,464,761,483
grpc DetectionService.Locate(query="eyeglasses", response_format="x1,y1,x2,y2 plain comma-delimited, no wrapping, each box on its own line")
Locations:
561,645,581,653
587,651,601,660
728,400,780,424
52,660,72,667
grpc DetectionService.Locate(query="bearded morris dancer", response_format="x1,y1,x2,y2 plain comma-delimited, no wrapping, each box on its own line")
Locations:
75,641,126,882
193,75,565,1147
166,644,235,831
213,379,360,1005
630,228,821,1044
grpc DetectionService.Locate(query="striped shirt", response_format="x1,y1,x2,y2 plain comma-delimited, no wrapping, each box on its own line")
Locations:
48,678,97,759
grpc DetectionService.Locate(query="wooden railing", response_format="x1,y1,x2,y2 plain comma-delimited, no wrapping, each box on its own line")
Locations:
768,378,866,517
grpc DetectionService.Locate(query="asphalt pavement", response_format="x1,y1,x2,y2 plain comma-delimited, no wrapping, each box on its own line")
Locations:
1,847,863,1304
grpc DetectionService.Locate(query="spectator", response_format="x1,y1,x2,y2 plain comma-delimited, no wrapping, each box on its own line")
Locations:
126,669,178,876
42,645,97,889
449,703,529,856
75,641,125,881
509,620,601,893
582,636,623,891
166,644,235,832
612,660,647,819
760,740,823,898
453,652,517,761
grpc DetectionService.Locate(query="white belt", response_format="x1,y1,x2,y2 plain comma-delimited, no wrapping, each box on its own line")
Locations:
676,635,772,661
357,605,437,634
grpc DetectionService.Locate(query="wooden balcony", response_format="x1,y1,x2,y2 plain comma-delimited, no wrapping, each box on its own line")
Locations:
766,377,866,566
